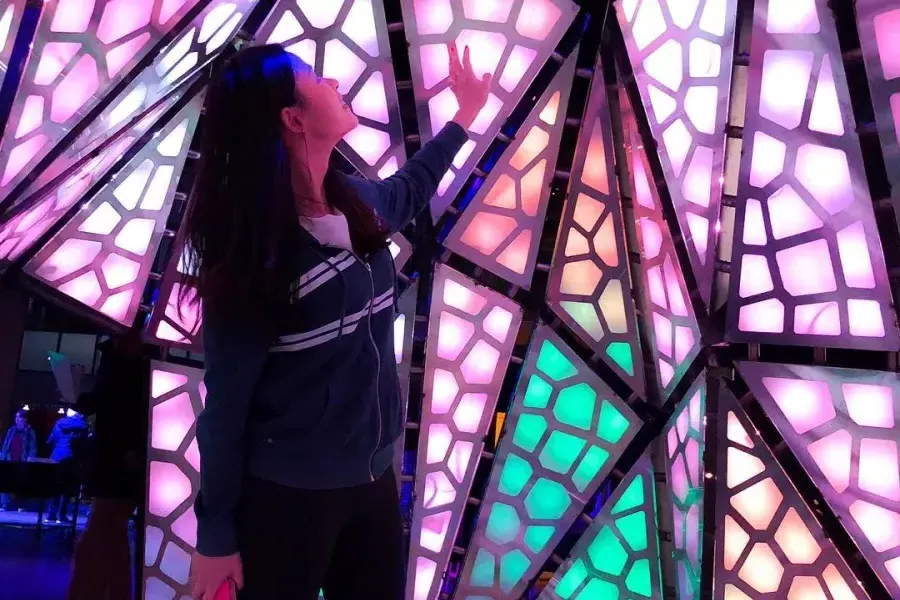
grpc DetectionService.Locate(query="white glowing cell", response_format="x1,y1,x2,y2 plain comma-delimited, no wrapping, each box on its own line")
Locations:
159,52,199,89
141,166,175,211
198,3,237,43
351,72,390,123
151,392,195,451
498,45,537,92
115,218,156,255
79,202,122,235
423,471,456,508
51,54,100,123
266,10,303,44
648,85,676,123
631,0,666,50
34,42,81,85
775,239,837,297
483,307,513,343
0,6,14,53
394,315,405,364
739,255,774,298
848,300,886,338
105,35,148,78
58,272,103,305
114,159,155,209
808,59,844,135
152,369,189,398
766,0,820,34
108,84,148,128
469,94,503,135
284,39,316,66
428,87,459,136
749,132,786,188
836,222,876,289
155,120,188,159
378,156,399,179
460,340,500,384
2,135,49,185
684,86,718,134
516,0,563,41
157,28,195,77
148,462,192,518
343,125,391,166
437,313,476,361
689,37,722,77
426,424,453,463
413,558,437,600
738,298,785,333
767,185,823,240
343,0,379,57
795,144,853,215
759,50,815,130
455,30,507,79
323,39,367,93
414,0,453,35
206,12,243,55
16,96,45,139
842,383,895,429
420,511,451,552
37,239,102,282
463,0,514,22
662,119,692,176
297,0,344,28
644,39,683,91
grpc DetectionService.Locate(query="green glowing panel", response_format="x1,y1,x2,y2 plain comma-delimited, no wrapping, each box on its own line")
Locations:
499,550,530,592
539,457,663,600
471,549,495,587
455,326,641,600
605,342,635,377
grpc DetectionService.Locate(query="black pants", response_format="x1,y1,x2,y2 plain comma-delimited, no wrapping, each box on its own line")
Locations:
237,470,403,600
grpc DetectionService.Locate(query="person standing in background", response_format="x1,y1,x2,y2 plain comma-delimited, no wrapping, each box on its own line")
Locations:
45,409,90,523
0,410,38,510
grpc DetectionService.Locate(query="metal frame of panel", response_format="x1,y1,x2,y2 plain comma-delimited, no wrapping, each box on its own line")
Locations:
725,0,900,350
394,281,417,485
0,0,28,79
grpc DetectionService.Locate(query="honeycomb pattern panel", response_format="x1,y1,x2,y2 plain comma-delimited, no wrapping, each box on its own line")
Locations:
445,48,577,289
256,0,407,180
546,53,645,396
0,0,202,210
454,324,642,600
408,263,523,600
0,0,27,83
23,92,203,328
725,0,900,350
539,456,664,600
399,0,579,220
393,282,417,485
738,361,900,597
714,388,870,599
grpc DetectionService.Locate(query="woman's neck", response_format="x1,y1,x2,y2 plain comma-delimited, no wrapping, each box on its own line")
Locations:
287,136,334,218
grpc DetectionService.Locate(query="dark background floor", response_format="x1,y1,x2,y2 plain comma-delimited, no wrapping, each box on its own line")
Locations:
0,525,77,600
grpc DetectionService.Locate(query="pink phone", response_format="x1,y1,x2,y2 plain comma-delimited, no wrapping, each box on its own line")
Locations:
213,579,236,600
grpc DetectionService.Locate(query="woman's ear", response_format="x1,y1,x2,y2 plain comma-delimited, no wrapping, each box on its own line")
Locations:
280,105,304,135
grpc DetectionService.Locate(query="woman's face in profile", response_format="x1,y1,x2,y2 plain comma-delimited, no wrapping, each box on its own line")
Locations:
283,58,359,144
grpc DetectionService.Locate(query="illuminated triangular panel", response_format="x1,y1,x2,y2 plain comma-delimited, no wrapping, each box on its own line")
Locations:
546,53,644,396
144,360,204,599
256,0,407,180
0,91,184,270
20,0,259,199
445,49,577,289
390,233,414,272
393,282,417,486
400,0,579,220
662,372,706,600
714,389,870,599
0,0,27,82
623,92,701,401
738,361,900,597
725,0,900,350
0,0,203,210
23,92,204,327
407,263,523,600
539,456,664,600
615,0,738,308
453,324,641,600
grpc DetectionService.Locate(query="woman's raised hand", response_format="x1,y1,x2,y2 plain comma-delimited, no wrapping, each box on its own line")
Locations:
448,43,492,130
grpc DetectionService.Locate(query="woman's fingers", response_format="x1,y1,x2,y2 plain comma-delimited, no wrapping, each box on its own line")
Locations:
447,42,461,77
463,45,473,76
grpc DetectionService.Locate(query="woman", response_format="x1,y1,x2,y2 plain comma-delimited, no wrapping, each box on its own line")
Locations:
185,43,489,599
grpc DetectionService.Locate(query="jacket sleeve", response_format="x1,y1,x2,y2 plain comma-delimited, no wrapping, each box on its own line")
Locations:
193,306,269,557
351,121,469,232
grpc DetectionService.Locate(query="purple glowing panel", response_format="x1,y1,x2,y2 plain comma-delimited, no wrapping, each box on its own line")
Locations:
0,92,183,271
663,372,705,600
856,0,900,239
546,53,645,396
445,49,577,289
256,0,407,181
390,233,413,272
725,0,900,350
623,91,701,401
393,282,417,487
408,263,523,600
715,388,870,599
144,360,205,599
0,0,202,211
400,0,579,221
19,0,258,200
738,361,900,597
615,0,738,308
453,324,641,600
0,1,27,81
23,93,203,328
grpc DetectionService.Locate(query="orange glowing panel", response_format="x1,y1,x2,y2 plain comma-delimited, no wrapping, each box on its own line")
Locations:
256,0,406,180
622,91,701,401
715,389,870,599
445,49,577,288
400,0,579,221
22,93,203,328
408,263,523,600
615,0,738,307
0,0,202,212
546,54,644,396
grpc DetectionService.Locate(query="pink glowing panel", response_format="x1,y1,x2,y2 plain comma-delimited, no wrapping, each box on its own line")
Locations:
23,94,202,327
446,50,576,289
408,264,522,600
621,91,701,400
256,0,407,181
20,1,258,201
616,0,738,308
739,361,900,597
144,361,205,599
401,0,578,221
0,0,202,211
0,1,26,75
715,388,870,598
727,0,900,350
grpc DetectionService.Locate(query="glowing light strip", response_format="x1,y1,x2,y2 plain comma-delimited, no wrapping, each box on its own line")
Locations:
19,0,258,200
546,53,644,396
256,0,406,180
23,93,203,327
144,360,205,599
445,48,577,289
0,0,27,82
390,233,413,272
453,324,641,600
615,0,738,308
738,361,900,597
725,0,900,350
622,91,701,400
0,91,184,270
715,389,870,599
407,263,523,600
662,372,705,600
393,282,417,486
400,0,579,221
0,0,202,210
539,456,663,600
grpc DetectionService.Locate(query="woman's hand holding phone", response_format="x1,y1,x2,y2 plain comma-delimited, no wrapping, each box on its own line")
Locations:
190,552,243,600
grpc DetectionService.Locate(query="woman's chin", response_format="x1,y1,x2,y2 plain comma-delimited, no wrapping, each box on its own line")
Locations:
342,114,360,134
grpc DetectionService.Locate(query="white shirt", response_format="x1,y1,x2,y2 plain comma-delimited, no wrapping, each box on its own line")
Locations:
299,211,353,251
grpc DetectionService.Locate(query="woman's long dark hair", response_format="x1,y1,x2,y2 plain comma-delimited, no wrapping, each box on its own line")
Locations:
179,44,388,322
